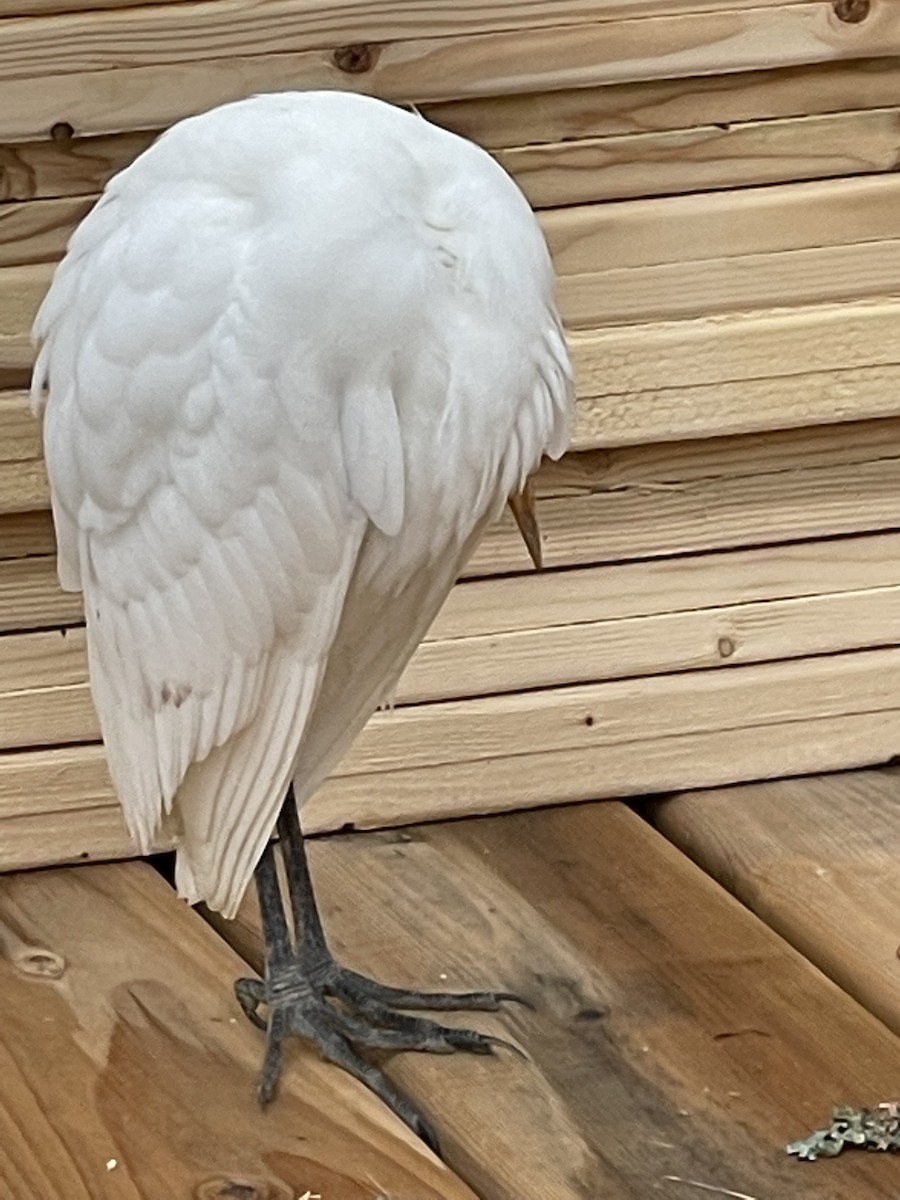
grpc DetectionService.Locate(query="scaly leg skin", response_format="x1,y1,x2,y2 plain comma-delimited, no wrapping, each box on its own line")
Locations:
235,787,525,1155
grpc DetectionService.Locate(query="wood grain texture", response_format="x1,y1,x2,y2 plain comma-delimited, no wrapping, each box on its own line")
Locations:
505,105,900,208
5,58,900,206
1,2,898,143
11,535,900,750
429,56,900,149
650,768,900,1045
7,416,900,621
0,859,476,1199
8,644,900,872
9,170,900,275
13,173,900,322
209,800,900,1198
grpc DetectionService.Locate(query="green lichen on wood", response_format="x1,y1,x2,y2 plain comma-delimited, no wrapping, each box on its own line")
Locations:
788,1104,900,1160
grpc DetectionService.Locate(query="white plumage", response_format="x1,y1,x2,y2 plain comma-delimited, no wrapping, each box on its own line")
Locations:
32,91,573,918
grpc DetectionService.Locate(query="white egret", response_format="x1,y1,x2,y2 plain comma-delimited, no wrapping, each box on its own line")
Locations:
32,90,574,1149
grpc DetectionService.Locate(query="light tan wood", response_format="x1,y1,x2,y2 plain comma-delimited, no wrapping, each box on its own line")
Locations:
2,0,889,86
0,195,93,268
212,800,900,1198
12,545,900,749
0,859,477,1199
0,553,79,632
7,643,900,871
562,238,900,328
7,59,900,206
2,2,898,143
13,182,900,328
542,172,900,272
505,105,900,208
0,130,154,204
430,57,900,149
7,416,900,617
651,768,900,1045
0,263,44,374
9,170,900,275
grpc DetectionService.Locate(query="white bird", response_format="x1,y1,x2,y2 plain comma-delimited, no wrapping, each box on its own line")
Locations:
31,90,573,1148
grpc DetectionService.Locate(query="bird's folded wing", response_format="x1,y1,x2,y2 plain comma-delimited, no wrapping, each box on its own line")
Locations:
30,181,409,915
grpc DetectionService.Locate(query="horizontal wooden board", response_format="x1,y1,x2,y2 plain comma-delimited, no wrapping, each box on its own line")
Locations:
0,0,750,76
0,859,475,1199
9,519,900,734
9,172,900,276
1,3,899,143
650,767,900,1043
12,174,900,319
430,56,900,149
505,105,900,208
545,172,900,272
7,416,900,628
6,644,900,871
212,801,900,1197
6,58,900,206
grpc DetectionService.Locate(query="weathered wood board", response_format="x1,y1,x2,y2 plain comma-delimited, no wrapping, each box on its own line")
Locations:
0,858,475,1199
208,800,900,1199
650,767,900,1042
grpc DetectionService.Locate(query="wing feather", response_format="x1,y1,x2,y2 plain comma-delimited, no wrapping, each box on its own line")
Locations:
34,161,368,913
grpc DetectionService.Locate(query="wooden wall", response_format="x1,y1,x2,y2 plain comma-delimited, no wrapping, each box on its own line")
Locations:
4,0,900,871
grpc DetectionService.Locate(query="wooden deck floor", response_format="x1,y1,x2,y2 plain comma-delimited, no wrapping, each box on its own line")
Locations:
5,770,900,1199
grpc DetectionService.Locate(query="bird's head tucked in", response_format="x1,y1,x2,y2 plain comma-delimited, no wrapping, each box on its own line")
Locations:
508,476,543,570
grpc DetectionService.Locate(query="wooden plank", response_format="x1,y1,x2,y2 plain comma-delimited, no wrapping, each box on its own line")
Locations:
0,509,55,559
7,416,900,620
8,292,900,462
9,273,900,401
6,58,900,206
8,171,900,279
562,239,900,329
8,644,900,871
0,0,704,76
211,800,900,1197
12,173,900,310
1,3,898,143
0,554,80,631
13,541,900,749
0,195,92,268
650,767,900,1044
429,56,900,149
543,173,900,273
506,106,900,208
0,859,477,1199
0,130,154,204
0,0,880,85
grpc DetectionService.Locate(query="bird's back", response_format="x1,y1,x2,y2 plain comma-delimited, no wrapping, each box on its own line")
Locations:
32,92,573,915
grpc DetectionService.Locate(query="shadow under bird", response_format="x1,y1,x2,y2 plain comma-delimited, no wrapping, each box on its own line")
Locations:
31,89,574,1153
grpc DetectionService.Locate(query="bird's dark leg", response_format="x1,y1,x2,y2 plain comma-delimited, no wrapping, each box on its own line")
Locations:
234,786,523,1155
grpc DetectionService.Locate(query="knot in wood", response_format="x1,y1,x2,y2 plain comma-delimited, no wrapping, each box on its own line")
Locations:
13,945,66,979
717,636,736,659
332,43,378,73
50,122,74,146
195,1179,287,1200
833,0,870,21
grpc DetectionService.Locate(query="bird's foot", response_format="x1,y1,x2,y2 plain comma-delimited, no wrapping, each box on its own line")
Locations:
234,955,523,1153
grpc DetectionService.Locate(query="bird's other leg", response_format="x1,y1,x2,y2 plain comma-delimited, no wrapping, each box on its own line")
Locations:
234,786,523,1154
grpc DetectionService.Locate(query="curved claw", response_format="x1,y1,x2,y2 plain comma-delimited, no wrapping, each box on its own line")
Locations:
235,976,268,1031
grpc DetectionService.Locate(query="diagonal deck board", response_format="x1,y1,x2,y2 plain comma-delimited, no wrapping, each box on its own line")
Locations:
649,767,900,1042
0,860,476,1200
206,799,900,1198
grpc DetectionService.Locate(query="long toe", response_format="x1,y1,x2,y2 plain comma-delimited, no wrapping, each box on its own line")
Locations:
322,1002,509,1056
325,963,527,1012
